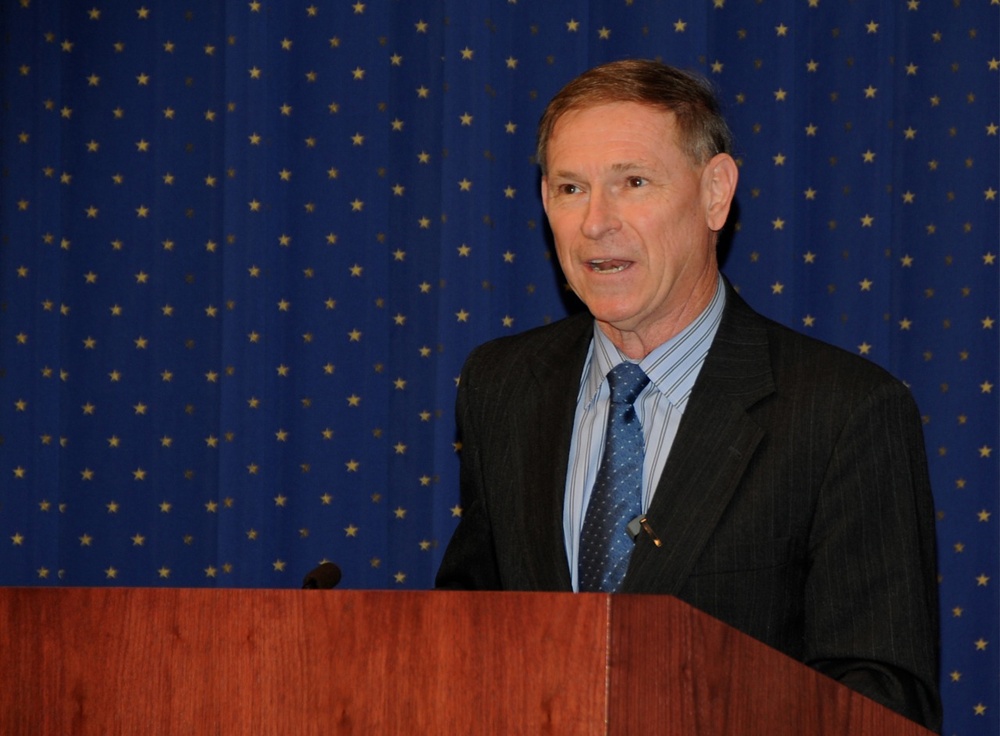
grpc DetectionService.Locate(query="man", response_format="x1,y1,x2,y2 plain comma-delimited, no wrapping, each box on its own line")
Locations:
435,59,941,731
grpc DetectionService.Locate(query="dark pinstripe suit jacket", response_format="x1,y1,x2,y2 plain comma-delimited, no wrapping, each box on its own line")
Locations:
436,284,942,731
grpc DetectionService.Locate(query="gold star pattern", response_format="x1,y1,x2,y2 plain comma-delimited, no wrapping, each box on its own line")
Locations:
0,14,995,723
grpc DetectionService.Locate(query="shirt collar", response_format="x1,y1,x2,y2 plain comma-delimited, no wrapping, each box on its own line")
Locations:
582,276,726,408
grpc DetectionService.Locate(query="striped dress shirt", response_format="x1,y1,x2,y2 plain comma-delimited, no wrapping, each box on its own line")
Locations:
564,277,726,591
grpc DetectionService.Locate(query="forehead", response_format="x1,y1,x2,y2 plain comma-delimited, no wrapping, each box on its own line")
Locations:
546,101,683,167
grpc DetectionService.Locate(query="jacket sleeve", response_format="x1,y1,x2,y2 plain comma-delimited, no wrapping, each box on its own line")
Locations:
803,381,942,732
434,355,503,590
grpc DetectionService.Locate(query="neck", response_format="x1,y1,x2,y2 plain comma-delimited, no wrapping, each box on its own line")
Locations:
597,274,720,360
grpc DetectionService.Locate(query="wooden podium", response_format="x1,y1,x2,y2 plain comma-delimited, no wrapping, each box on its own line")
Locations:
0,588,931,735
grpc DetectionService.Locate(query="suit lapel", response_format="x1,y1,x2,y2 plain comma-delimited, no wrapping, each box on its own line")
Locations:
513,314,593,591
622,288,776,594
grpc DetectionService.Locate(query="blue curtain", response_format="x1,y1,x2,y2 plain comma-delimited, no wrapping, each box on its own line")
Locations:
1,2,996,731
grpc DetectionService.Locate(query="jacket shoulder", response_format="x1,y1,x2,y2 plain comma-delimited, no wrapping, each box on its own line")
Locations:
463,312,593,380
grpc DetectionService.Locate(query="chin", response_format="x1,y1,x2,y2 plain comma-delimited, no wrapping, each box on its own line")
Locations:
588,306,642,328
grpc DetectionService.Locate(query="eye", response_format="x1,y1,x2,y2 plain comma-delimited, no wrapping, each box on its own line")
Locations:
626,176,647,188
558,183,581,195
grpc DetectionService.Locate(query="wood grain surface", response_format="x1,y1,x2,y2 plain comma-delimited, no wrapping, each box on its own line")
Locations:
0,588,932,735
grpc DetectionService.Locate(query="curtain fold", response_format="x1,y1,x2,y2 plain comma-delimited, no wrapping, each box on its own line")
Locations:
1,2,995,731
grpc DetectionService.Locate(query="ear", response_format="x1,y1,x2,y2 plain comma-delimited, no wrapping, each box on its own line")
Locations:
540,175,550,214
701,153,738,232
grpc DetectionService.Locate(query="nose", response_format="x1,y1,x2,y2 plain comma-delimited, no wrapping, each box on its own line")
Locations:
581,187,621,240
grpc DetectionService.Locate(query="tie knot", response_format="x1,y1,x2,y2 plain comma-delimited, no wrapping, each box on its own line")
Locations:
607,362,649,405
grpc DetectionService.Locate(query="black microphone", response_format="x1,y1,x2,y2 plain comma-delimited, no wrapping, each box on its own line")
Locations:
302,561,342,589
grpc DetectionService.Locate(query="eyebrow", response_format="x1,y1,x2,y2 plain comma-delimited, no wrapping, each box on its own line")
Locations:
549,161,646,180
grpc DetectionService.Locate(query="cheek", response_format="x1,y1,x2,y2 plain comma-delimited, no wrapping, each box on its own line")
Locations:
552,237,577,275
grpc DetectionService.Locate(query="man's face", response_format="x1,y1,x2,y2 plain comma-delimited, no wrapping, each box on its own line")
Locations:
541,101,735,354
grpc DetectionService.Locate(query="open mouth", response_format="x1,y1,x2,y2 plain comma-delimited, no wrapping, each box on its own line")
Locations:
589,259,631,274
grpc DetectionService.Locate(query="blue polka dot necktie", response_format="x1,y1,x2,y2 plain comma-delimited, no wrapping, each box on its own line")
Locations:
578,362,650,593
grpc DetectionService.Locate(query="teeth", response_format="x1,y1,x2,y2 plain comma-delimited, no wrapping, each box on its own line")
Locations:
589,259,627,274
